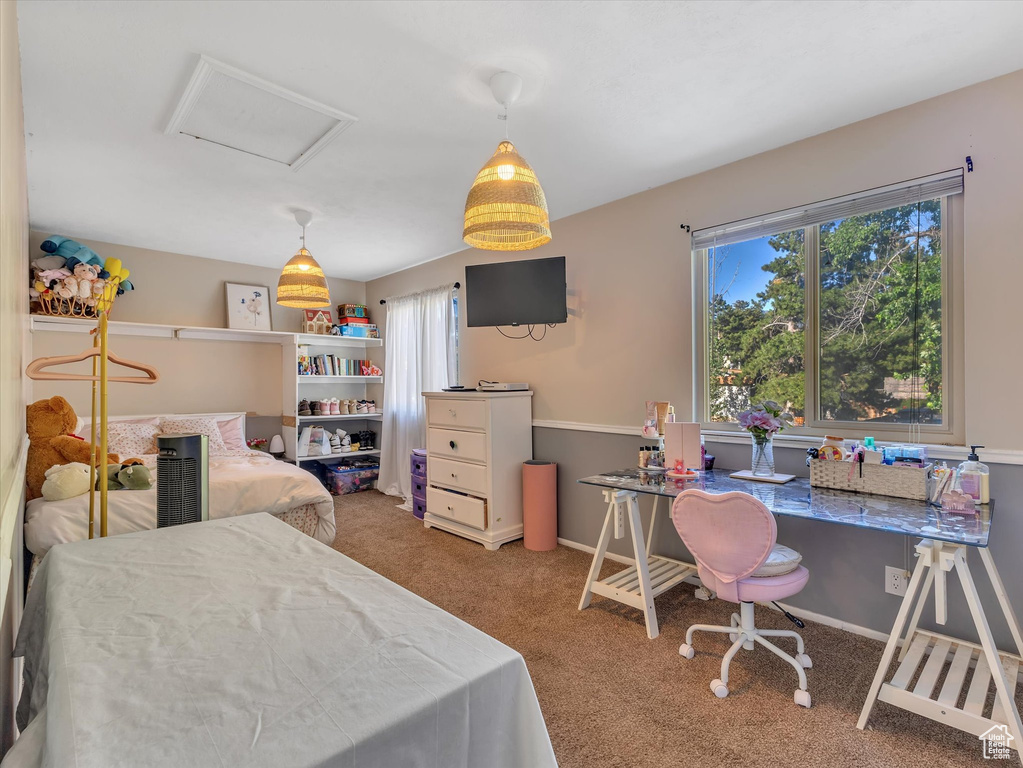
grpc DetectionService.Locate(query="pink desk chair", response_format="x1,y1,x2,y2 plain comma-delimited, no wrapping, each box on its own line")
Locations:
671,488,813,707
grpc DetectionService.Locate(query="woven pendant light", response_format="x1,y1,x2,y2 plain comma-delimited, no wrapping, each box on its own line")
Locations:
276,210,330,308
462,72,551,252
463,140,551,251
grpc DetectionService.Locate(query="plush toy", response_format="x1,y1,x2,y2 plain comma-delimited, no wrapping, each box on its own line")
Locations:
98,461,153,491
41,462,93,501
26,396,119,501
40,236,102,267
116,463,153,490
31,254,67,272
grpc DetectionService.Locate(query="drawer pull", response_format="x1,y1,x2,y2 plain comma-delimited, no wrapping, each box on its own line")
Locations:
450,473,457,478
449,440,456,450
449,409,457,416
447,505,453,511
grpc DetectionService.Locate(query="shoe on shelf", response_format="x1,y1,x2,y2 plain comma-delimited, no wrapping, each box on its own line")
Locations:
356,400,369,414
330,397,341,415
298,398,312,416
338,430,352,453
329,432,341,452
318,399,331,415
340,399,350,415
348,399,358,414
367,400,377,414
310,400,321,416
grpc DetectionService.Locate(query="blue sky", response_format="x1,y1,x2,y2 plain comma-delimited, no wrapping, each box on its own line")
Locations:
708,237,778,304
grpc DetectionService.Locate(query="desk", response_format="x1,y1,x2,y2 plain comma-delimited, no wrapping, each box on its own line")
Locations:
578,469,1021,759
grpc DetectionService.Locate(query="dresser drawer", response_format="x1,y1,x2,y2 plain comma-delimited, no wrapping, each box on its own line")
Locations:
427,398,487,431
427,486,487,531
428,456,488,497
427,427,488,464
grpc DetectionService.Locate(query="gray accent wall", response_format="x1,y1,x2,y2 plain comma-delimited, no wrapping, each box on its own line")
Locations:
534,426,1023,650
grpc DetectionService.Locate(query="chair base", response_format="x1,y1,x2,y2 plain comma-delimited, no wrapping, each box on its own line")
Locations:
679,601,812,707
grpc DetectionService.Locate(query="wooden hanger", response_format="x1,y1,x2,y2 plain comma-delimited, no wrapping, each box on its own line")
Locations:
26,347,160,384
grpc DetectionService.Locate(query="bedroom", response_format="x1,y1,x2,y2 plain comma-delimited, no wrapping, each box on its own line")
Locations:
1,1,1022,766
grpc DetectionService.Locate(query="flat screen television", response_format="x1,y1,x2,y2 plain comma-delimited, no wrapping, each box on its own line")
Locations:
465,257,567,327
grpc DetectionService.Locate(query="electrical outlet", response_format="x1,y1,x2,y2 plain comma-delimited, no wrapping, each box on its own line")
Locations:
885,566,909,596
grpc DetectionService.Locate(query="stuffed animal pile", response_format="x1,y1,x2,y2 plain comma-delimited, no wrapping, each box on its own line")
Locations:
30,235,135,313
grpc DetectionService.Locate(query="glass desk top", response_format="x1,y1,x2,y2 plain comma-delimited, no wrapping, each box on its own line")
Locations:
578,468,993,547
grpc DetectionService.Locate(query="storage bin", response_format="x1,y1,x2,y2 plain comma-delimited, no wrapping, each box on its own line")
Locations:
338,303,368,318
411,449,427,479
809,459,931,501
412,497,427,520
328,465,379,495
412,478,427,499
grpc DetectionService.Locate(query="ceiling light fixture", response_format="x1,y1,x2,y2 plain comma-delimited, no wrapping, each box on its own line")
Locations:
463,71,551,251
276,210,330,308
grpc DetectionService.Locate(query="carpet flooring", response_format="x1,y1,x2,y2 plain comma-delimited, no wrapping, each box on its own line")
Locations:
330,491,1018,768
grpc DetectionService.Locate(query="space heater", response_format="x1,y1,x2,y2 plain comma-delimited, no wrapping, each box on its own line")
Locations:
157,433,209,527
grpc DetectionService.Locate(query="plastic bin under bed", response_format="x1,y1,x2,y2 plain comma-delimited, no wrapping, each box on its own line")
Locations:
328,465,379,495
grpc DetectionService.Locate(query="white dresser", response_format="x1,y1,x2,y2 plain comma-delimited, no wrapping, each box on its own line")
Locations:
422,390,533,550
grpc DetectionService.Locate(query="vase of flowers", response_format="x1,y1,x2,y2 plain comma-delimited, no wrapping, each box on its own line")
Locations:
737,401,793,477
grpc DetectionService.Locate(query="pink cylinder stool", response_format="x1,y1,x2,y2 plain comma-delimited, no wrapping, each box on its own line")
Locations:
522,461,557,551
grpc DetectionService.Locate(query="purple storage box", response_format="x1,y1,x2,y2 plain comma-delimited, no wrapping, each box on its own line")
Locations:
411,449,427,479
329,465,379,495
412,478,427,500
412,497,427,520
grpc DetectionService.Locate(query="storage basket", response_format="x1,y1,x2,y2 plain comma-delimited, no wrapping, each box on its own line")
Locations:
328,465,379,495
411,449,427,479
809,459,931,501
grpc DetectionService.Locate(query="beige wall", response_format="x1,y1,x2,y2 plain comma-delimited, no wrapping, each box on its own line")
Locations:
28,233,365,418
367,70,1023,450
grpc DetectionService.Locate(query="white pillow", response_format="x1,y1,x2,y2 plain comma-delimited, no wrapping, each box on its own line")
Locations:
216,415,247,451
752,544,803,578
76,415,159,439
160,417,229,454
106,422,160,458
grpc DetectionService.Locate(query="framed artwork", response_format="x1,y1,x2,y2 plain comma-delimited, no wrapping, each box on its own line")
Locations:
225,282,272,330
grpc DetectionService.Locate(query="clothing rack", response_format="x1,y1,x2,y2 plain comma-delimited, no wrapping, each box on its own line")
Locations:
26,264,158,538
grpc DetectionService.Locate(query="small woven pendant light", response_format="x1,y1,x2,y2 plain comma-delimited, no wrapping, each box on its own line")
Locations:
277,210,330,308
462,72,551,252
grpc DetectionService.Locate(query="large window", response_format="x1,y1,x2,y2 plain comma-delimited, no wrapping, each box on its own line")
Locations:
696,171,962,440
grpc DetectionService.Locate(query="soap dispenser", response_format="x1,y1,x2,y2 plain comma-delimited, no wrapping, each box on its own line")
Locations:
957,445,990,504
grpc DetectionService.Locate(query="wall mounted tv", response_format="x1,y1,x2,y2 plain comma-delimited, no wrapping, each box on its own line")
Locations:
465,256,567,328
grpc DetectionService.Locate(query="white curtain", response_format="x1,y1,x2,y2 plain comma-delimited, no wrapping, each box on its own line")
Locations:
378,285,455,505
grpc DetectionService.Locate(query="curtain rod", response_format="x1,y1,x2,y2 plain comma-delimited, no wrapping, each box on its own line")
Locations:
379,282,459,305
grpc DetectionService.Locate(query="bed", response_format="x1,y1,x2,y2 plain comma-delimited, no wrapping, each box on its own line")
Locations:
7,514,557,767
23,412,336,558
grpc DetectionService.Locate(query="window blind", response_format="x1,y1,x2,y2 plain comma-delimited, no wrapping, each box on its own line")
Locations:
691,169,963,249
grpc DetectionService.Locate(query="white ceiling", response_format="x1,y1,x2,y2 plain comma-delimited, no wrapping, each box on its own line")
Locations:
17,0,1023,282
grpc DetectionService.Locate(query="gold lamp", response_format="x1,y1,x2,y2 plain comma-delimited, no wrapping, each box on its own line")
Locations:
277,209,330,308
463,72,551,251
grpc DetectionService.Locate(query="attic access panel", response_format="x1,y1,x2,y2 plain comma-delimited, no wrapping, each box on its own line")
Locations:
164,55,357,171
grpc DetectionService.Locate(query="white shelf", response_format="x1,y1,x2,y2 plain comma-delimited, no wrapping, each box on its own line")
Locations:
297,413,382,422
298,375,382,383
30,315,383,347
297,449,381,464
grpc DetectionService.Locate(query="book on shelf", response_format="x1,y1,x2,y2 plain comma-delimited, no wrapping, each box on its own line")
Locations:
298,355,374,377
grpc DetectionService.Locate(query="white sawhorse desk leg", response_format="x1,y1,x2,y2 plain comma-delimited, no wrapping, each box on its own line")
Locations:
857,540,1023,764
579,491,697,640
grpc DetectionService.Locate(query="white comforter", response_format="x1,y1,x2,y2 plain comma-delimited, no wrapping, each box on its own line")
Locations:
24,452,335,555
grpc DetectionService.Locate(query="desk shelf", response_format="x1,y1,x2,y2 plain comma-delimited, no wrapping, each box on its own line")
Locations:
590,555,697,610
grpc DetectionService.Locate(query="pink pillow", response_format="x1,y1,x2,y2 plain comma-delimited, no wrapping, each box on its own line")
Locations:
216,415,247,451
160,417,228,454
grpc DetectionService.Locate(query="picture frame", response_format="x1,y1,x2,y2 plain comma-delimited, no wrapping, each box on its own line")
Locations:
225,282,272,330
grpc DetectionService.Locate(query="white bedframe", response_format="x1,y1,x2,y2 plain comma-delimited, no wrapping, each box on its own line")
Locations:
1,436,28,754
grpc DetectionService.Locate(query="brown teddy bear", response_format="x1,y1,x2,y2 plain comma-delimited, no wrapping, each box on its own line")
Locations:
26,396,119,501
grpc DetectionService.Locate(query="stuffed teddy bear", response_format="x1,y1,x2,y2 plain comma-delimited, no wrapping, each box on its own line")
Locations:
26,396,118,501
41,463,93,501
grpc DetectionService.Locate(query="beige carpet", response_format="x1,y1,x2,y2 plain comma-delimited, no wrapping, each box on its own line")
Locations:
330,491,1017,768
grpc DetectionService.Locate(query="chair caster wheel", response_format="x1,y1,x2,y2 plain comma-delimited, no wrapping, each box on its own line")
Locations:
729,633,738,643
794,689,811,708
694,587,713,601
710,679,729,698
679,643,695,660
796,653,812,669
